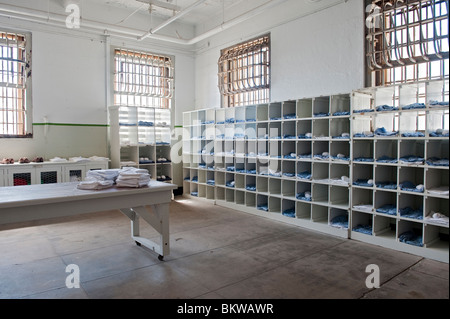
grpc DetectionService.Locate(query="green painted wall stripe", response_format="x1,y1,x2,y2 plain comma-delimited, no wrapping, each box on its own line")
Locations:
174,125,183,128
33,123,109,127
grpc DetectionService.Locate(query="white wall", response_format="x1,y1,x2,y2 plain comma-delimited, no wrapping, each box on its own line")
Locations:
194,0,365,108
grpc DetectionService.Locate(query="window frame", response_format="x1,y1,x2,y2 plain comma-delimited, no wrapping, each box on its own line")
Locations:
0,29,33,138
218,34,271,108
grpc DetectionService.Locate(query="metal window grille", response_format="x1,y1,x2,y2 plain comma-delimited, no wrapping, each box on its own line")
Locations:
0,31,31,137
114,49,174,109
218,35,270,108
366,0,449,86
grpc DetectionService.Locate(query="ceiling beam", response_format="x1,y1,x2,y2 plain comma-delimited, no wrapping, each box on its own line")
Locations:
136,0,181,12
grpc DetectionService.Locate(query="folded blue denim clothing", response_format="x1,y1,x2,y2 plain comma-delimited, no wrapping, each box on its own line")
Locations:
298,153,312,159
191,192,198,197
352,224,373,235
298,133,312,139
429,100,449,106
225,118,235,123
354,132,374,138
402,102,425,110
207,166,215,171
284,153,297,159
283,135,296,139
216,121,225,124
201,120,214,125
332,133,350,139
313,153,329,160
207,180,215,186
296,191,312,201
330,215,348,229
120,122,137,126
331,154,350,161
235,119,245,123
376,105,399,112
226,166,235,172
191,176,198,182
353,179,374,187
138,121,154,126
376,181,397,189
234,133,245,139
354,109,374,113
216,134,225,139
399,207,423,220
297,171,312,180
401,131,425,137
333,111,350,116
283,113,296,120
198,164,206,169
375,127,398,136
246,119,256,122
400,181,424,193
236,169,247,173
246,184,256,191
282,209,296,218
426,157,449,166
429,130,450,137
270,171,282,177
354,157,374,162
399,230,423,247
376,204,397,216
376,155,398,163
257,205,268,211
184,177,190,181
314,112,330,117
247,169,257,175
270,117,282,121
399,155,424,164
283,172,296,178
226,181,235,188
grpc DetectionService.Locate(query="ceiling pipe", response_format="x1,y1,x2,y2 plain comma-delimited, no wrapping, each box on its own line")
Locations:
0,0,288,46
138,0,208,41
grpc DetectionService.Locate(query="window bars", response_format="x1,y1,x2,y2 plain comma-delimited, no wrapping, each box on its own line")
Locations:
218,35,270,108
366,0,449,86
114,49,174,109
0,32,30,137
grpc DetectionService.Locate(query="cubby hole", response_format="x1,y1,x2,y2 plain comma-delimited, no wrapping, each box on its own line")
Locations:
257,123,268,140
269,178,282,195
245,123,257,139
198,184,206,198
297,140,312,159
216,171,225,186
282,179,296,198
398,193,424,220
297,162,312,180
247,141,257,157
216,186,225,201
398,167,424,192
312,118,329,139
352,114,374,137
329,185,350,209
425,168,449,195
269,197,282,213
234,123,245,139
269,102,282,121
235,140,245,157
312,183,328,205
246,192,256,208
352,164,373,187
374,190,397,216
235,190,245,205
330,94,351,116
374,112,399,134
282,160,296,178
282,141,296,159
226,188,235,202
398,220,423,247
297,98,313,118
373,214,396,239
246,105,257,122
375,139,398,163
282,101,297,120
423,224,449,251
246,175,256,191
257,176,269,194
269,122,282,139
206,186,215,200
312,162,329,182
257,104,269,122
206,171,215,186
427,108,449,136
329,208,349,229
352,188,374,212
296,181,312,202
216,109,226,124
297,119,312,138
399,140,425,162
190,183,199,197
224,123,235,140
225,108,235,124
197,169,206,184
283,121,296,139
235,106,246,123
269,140,281,158
330,163,350,185
312,205,328,223
235,173,245,190
330,118,350,139
313,96,330,117
425,197,449,224
353,140,374,161
257,194,269,211
426,139,449,163
245,159,257,174
268,159,282,176
399,111,426,136
312,140,329,160
375,165,398,190
282,199,296,218
296,201,312,220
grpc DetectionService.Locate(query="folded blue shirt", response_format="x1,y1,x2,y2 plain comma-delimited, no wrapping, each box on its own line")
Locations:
297,171,312,180
191,192,198,197
354,109,374,113
354,157,374,162
400,181,424,193
429,100,449,106
283,113,296,120
354,132,374,138
376,105,398,112
399,155,424,164
376,204,397,216
257,205,268,212
401,131,425,137
314,112,330,117
353,179,374,187
282,209,296,218
296,192,312,201
352,224,373,235
376,155,398,163
375,127,398,136
426,157,449,167
399,207,423,220
376,181,397,189
399,231,423,247
333,111,350,116
246,184,256,191
330,215,348,229
207,180,215,186
402,102,425,110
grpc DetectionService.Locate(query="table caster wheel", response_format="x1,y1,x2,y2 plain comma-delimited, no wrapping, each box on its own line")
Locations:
158,255,164,261
135,241,142,247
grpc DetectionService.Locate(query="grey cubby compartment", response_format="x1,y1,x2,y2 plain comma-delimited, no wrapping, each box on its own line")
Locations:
235,161,245,173
330,117,350,139
374,112,399,136
235,123,246,140
329,208,349,229
206,186,215,200
312,162,329,182
226,188,235,202
353,140,374,160
312,118,329,139
246,105,257,123
297,161,312,180
352,113,374,138
297,140,312,159
245,123,257,139
312,183,328,206
282,160,296,178
424,197,449,222
297,98,313,119
312,140,329,161
375,165,398,190
257,194,269,211
246,140,257,157
198,169,206,184
269,102,282,121
235,190,245,205
282,121,296,139
224,123,235,140
426,139,449,163
245,159,257,173
399,140,425,161
246,192,256,208
257,140,268,159
269,140,281,158
311,205,328,223
351,211,373,236
398,166,424,192
374,190,397,216
269,178,282,196
198,184,206,198
296,181,312,200
352,187,374,212
329,185,350,209
235,173,245,190
257,122,268,139
297,119,312,137
313,96,330,117
282,199,296,217
257,104,269,122
399,110,426,137
425,167,449,197
269,196,281,213
330,163,350,184
330,141,350,162
282,179,296,198
246,175,256,192
427,108,449,136
397,220,423,247
235,106,246,123
282,141,296,158
331,94,351,116
257,176,269,194
225,108,235,124
296,201,312,220
269,122,282,139
398,193,425,220
375,139,398,162
282,101,297,119
373,214,397,239
423,223,449,252
352,164,374,187
215,171,225,186
216,186,225,201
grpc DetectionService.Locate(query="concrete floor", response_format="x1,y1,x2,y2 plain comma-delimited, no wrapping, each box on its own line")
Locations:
0,196,448,299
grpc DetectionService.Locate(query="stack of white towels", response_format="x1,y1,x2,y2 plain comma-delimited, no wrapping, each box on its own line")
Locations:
77,167,151,190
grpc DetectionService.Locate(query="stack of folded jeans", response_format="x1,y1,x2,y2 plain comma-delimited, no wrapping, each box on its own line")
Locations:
330,215,348,229
282,209,296,218
375,127,398,137
400,181,424,193
376,105,398,112
353,179,374,187
402,102,425,110
399,230,423,247
399,155,424,165
246,184,256,191
376,204,397,216
426,157,449,167
296,191,312,201
376,181,397,190
399,207,423,220
352,224,373,235
376,155,398,163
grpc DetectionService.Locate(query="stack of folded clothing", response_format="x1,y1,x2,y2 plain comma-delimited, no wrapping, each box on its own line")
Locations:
77,169,120,190
116,167,151,188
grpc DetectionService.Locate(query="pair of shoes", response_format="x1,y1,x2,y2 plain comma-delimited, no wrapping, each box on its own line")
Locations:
32,157,44,163
19,157,30,163
1,158,14,164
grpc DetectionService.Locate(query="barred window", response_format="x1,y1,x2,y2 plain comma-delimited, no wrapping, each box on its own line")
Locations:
366,0,449,86
218,35,270,108
114,49,174,109
0,31,32,138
